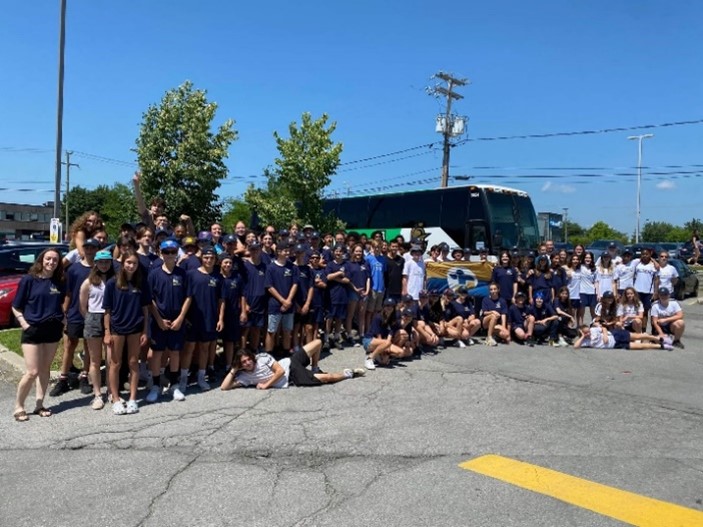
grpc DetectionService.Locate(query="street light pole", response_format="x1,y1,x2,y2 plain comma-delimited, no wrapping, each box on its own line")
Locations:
627,133,654,244
562,207,568,243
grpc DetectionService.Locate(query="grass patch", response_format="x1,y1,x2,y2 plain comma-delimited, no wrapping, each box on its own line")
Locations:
0,328,82,371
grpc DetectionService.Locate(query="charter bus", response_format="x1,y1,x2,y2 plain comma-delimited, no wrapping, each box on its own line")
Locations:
322,184,541,256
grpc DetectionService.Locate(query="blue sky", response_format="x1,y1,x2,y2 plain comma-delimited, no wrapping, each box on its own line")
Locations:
1,0,702,235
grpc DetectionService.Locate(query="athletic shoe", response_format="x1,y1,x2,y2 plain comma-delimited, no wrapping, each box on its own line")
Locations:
351,368,366,378
364,357,376,370
485,337,497,347
548,339,561,347
145,386,160,404
112,401,126,415
49,377,71,397
91,396,104,410
343,368,353,379
525,336,535,347
197,379,211,392
160,375,170,389
125,400,139,414
457,340,467,348
335,338,344,351
661,335,673,346
79,374,92,395
662,342,674,351
557,336,569,347
171,387,186,401
672,340,685,349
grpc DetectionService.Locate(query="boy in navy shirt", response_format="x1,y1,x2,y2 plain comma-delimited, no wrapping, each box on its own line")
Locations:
264,241,299,353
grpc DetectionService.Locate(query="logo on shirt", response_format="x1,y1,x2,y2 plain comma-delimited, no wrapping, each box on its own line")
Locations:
172,277,182,287
284,269,292,277
258,270,265,276
49,285,61,295
208,279,218,288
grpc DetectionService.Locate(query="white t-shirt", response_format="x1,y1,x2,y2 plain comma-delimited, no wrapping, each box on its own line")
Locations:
235,353,289,388
650,300,682,320
632,259,658,294
582,327,615,349
657,264,679,293
402,258,426,300
614,261,635,290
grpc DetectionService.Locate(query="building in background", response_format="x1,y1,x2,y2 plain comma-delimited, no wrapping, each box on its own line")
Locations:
538,211,564,242
0,202,54,241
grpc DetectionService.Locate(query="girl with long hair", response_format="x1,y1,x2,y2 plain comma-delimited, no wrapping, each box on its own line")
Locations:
617,287,644,333
11,249,65,422
579,251,597,325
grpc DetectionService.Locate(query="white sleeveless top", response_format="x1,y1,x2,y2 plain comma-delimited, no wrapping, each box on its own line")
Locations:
88,281,106,314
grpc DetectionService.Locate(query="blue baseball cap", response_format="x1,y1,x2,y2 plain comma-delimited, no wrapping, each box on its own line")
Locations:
160,239,180,251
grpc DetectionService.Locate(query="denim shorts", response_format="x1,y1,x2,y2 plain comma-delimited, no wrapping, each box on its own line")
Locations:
268,312,294,333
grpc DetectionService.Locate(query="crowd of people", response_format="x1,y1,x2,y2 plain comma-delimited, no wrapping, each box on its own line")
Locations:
9,178,690,421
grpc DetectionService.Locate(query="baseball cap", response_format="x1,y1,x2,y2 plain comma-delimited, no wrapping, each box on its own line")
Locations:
310,231,320,239
515,291,526,299
200,246,216,256
400,308,414,317
419,290,428,298
160,239,180,251
310,251,321,258
294,243,306,253
608,242,617,249
182,236,197,247
94,250,112,261
302,224,314,231
602,290,614,298
401,294,414,303
410,245,423,253
658,286,670,296
83,238,100,248
277,241,290,251
444,288,455,297
383,298,396,307
120,222,136,232
248,241,261,250
198,230,213,241
223,234,237,244
218,253,233,263
278,229,289,237
155,227,170,237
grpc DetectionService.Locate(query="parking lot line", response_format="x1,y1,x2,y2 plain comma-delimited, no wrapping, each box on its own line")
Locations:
459,454,703,526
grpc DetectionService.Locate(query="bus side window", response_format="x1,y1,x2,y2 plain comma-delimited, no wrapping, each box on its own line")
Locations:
467,222,488,253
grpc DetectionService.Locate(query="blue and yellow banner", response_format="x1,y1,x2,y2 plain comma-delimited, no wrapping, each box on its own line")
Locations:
426,261,494,297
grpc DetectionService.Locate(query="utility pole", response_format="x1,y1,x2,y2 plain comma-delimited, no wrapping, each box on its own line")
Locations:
62,150,79,230
53,0,68,219
428,72,469,188
627,134,654,244
562,207,568,243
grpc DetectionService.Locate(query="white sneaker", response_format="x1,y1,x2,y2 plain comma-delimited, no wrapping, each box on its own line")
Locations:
662,334,673,346
352,368,366,378
91,396,104,410
343,368,353,379
146,385,160,403
125,400,139,414
364,357,376,370
457,340,467,348
485,337,497,347
557,336,569,347
171,387,186,401
197,378,211,392
112,401,126,415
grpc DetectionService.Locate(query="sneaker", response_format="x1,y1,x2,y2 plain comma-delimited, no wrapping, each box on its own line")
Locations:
145,385,160,404
78,374,92,395
160,375,170,389
672,340,685,349
662,342,674,351
335,338,344,351
49,377,71,397
197,379,211,392
351,368,366,378
485,337,497,347
364,357,376,370
548,339,561,347
525,336,535,347
343,368,353,379
125,400,139,414
322,341,331,353
108,394,125,405
112,401,126,415
91,396,104,410
457,340,467,348
557,336,569,347
171,387,186,401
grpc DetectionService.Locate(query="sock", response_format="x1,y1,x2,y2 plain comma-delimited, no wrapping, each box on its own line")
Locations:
152,375,160,387
160,367,166,376
197,369,206,381
180,369,189,381
343,369,353,379
169,370,179,386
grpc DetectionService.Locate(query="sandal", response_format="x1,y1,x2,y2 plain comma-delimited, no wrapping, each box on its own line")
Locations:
13,410,29,422
32,407,52,418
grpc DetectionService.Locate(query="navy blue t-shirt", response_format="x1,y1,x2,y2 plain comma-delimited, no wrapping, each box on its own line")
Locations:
265,260,299,314
243,259,267,314
65,261,92,324
528,273,553,300
138,252,160,275
310,268,327,309
481,296,507,316
508,303,530,329
531,302,555,322
450,299,473,320
148,265,189,320
491,266,517,302
365,313,392,339
325,260,349,305
103,277,151,334
221,271,244,316
12,275,65,325
295,264,312,307
178,254,201,272
348,260,370,291
186,269,222,331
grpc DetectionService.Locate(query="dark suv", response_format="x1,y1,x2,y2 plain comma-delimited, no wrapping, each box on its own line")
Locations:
0,244,69,276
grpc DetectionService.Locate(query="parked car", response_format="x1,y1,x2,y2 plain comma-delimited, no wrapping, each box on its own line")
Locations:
0,244,69,277
0,274,22,327
585,240,625,259
669,258,699,300
678,241,703,264
657,242,683,260
553,242,574,252
624,244,665,260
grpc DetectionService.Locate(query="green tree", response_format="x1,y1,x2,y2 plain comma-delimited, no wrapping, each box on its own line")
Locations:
245,112,343,231
641,221,690,242
684,218,703,235
62,184,137,240
135,81,237,229
220,197,253,232
585,221,628,244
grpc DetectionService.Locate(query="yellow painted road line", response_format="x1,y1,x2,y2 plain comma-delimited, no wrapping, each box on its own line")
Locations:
459,454,703,527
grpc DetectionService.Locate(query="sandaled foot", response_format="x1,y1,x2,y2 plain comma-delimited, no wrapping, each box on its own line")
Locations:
32,407,52,417
13,410,29,422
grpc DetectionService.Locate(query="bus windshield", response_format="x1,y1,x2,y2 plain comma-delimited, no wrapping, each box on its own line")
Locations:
484,191,540,249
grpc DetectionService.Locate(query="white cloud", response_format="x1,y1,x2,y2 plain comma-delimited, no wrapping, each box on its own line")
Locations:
656,180,676,190
542,181,575,194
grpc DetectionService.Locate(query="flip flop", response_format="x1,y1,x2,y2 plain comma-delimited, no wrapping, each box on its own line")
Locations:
13,410,29,422
33,407,52,418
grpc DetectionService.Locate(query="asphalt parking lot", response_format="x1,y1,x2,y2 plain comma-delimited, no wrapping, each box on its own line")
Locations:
0,298,702,526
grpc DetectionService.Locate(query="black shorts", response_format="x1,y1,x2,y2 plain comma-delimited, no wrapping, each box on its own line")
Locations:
64,321,85,340
287,348,322,387
22,319,64,345
612,329,631,349
150,324,186,352
294,310,314,326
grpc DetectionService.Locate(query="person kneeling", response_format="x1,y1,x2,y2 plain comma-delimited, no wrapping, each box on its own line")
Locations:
220,339,364,390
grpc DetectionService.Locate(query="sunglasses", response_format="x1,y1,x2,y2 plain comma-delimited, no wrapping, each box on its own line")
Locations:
162,250,178,255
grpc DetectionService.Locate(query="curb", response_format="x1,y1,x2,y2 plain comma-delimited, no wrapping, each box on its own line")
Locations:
0,341,60,381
